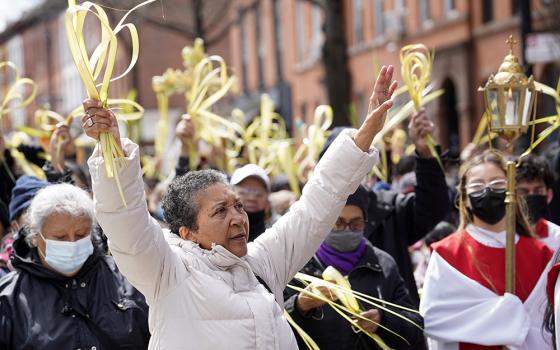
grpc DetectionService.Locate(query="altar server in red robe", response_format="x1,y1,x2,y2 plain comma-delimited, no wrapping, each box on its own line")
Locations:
420,149,553,350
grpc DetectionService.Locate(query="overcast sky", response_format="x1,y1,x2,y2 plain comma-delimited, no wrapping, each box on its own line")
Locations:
0,0,45,32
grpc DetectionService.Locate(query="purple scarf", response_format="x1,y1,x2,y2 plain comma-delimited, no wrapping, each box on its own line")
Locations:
316,239,366,275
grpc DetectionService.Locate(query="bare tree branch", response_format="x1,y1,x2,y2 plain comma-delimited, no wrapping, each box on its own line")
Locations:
302,0,325,10
203,1,232,34
99,0,230,42
204,18,236,47
193,0,205,40
139,14,197,39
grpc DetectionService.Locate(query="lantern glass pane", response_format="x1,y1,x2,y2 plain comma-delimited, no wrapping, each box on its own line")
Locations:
522,89,533,126
504,88,520,126
487,89,500,128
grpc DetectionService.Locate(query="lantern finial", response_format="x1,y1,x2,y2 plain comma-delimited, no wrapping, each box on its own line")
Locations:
506,35,517,55
496,35,524,81
478,35,537,143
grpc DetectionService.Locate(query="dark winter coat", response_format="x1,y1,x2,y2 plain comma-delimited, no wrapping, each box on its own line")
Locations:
284,242,425,350
366,155,450,306
0,229,150,350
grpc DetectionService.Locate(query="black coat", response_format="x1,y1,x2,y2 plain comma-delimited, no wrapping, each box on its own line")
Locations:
0,149,16,207
0,231,150,350
545,144,560,226
367,156,450,306
284,243,425,350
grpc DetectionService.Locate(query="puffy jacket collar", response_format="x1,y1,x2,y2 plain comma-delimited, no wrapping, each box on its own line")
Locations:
10,226,102,282
164,230,259,292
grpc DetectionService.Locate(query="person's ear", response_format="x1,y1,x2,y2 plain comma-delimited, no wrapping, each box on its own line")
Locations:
547,188,554,205
265,198,271,212
31,232,41,248
10,220,20,234
178,226,197,243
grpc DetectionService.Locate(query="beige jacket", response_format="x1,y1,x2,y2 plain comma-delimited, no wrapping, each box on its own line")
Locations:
88,129,378,349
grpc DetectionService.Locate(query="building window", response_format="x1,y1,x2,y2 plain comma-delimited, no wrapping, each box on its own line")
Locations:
310,4,322,61
353,0,364,45
295,0,305,62
396,0,406,13
300,102,307,121
354,92,366,125
255,3,265,90
272,0,284,81
444,0,456,14
482,0,493,23
511,0,520,14
6,36,25,127
394,0,407,33
419,0,430,24
374,0,384,35
58,13,85,115
239,10,249,93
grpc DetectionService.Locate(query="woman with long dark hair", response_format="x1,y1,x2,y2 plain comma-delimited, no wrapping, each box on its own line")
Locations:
420,149,554,349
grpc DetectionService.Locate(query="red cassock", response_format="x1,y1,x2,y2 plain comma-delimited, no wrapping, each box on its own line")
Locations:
535,218,560,251
420,224,553,350
546,250,560,350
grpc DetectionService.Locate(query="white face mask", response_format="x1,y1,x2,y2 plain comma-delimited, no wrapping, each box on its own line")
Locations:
39,234,93,275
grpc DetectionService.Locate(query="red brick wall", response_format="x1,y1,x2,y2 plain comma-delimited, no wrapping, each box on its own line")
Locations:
228,0,548,149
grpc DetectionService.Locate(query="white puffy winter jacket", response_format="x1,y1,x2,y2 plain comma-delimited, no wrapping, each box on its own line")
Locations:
88,129,378,349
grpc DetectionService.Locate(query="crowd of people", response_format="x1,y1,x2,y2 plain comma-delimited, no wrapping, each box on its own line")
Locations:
1,65,560,350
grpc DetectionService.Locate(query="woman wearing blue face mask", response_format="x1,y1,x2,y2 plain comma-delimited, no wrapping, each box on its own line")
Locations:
283,185,425,350
0,183,150,350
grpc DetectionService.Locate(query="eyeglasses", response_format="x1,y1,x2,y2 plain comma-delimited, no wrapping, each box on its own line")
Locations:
466,179,507,197
235,187,267,200
333,218,367,232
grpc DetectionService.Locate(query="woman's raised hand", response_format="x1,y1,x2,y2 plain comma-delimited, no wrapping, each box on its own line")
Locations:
176,114,196,157
49,123,74,172
81,99,121,145
352,65,398,152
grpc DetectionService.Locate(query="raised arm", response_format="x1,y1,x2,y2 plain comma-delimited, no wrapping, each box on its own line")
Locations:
42,123,74,184
83,99,185,303
174,114,196,177
403,109,451,244
247,66,397,299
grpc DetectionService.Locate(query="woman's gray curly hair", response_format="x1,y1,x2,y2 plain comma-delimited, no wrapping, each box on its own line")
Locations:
26,183,95,247
163,169,229,235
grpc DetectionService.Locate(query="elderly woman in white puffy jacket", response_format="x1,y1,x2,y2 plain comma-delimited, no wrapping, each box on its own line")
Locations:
81,66,397,349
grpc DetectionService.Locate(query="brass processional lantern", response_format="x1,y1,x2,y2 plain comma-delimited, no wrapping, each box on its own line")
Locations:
478,35,537,294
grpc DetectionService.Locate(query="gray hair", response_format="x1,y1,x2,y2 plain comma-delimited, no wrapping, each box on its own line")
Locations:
26,183,94,247
163,169,228,235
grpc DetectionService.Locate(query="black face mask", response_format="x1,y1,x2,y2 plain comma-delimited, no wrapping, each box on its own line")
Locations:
247,210,266,242
525,194,548,224
468,189,506,225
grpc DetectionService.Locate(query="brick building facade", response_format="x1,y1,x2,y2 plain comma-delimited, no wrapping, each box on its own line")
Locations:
228,0,560,154
0,0,230,145
1,0,558,155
